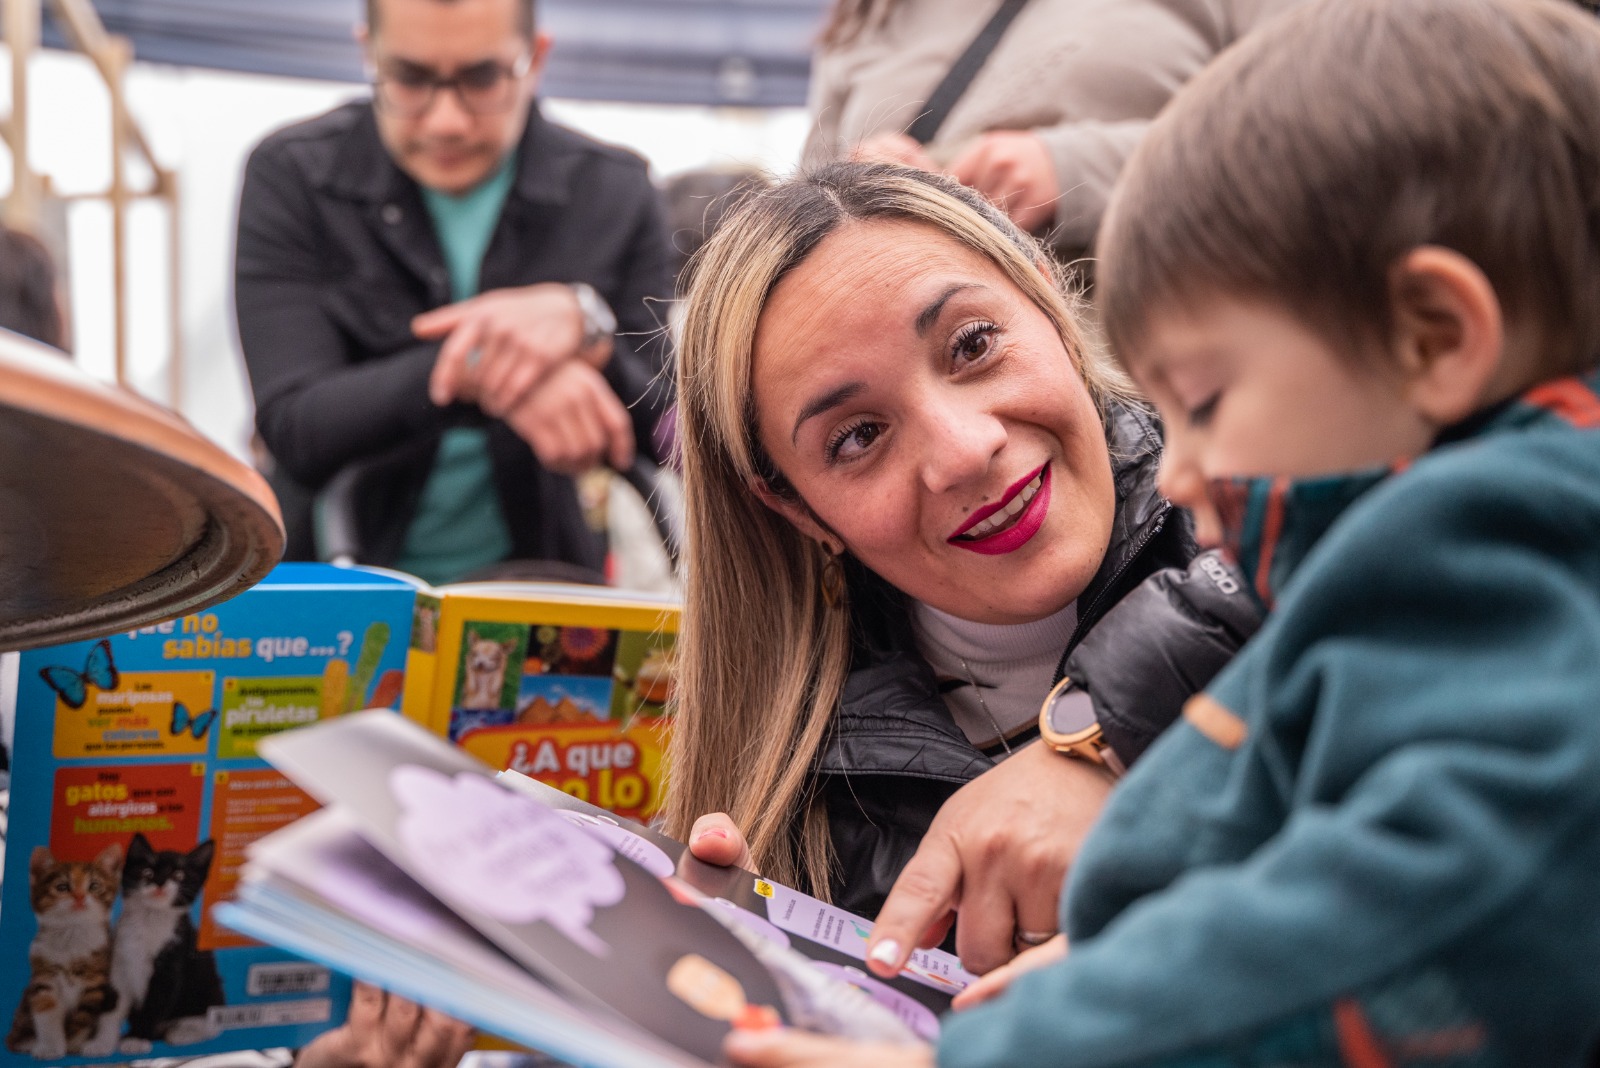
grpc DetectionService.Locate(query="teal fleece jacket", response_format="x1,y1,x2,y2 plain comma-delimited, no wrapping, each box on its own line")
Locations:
940,371,1600,1066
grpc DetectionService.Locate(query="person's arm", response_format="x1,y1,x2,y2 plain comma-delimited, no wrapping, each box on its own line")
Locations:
939,465,1600,1067
234,143,470,490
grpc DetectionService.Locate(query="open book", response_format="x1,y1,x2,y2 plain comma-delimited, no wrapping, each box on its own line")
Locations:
214,712,975,1067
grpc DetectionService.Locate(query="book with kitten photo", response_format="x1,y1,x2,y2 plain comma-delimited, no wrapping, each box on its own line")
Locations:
0,563,418,1066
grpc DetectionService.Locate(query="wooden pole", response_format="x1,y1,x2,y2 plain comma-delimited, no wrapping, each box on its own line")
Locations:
47,0,161,170
166,170,182,408
108,37,132,386
4,0,44,231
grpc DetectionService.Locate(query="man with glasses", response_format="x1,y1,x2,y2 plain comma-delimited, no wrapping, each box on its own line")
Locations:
235,0,673,582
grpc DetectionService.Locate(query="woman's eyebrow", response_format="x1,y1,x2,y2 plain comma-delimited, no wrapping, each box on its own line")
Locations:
792,382,866,445
915,283,980,335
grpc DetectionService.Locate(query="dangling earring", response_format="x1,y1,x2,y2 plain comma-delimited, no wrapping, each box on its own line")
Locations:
820,547,847,610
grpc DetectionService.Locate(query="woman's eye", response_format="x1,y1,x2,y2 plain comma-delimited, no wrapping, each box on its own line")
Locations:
951,322,998,367
826,420,882,462
1187,392,1221,428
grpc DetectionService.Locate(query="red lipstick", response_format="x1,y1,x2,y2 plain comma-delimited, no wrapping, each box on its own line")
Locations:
948,464,1051,555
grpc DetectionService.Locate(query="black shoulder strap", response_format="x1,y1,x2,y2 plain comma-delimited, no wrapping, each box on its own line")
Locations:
905,0,1032,145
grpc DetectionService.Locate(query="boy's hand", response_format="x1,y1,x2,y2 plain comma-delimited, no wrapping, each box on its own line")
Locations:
866,741,1112,977
293,982,474,1068
950,933,1068,1010
725,1028,933,1068
686,811,755,870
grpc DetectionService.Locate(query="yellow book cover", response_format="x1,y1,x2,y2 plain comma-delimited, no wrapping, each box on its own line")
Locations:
402,583,679,823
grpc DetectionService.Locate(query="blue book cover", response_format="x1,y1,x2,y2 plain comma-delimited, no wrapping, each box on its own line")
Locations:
0,563,418,1065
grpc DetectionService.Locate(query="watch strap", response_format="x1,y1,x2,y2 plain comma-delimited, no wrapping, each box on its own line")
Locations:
570,282,616,349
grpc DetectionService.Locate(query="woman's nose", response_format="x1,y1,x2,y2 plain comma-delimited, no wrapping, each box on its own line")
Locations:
917,401,1006,495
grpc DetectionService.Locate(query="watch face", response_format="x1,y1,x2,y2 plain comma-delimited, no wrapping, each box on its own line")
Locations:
1044,684,1097,735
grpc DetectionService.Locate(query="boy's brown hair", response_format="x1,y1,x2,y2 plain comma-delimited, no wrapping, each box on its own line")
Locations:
1098,0,1600,376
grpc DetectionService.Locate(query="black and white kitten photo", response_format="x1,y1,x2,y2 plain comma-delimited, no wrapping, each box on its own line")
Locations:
82,834,226,1056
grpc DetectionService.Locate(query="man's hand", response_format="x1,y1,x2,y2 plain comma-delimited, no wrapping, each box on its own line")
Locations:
947,131,1059,232
293,983,474,1068
850,132,938,172
725,1028,933,1068
687,811,755,870
503,359,634,475
865,741,1113,977
418,282,610,417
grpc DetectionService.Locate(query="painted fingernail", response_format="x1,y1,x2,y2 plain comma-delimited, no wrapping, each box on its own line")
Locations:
867,939,901,968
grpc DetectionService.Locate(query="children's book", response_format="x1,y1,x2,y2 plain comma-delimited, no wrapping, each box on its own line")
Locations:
216,711,977,1067
0,563,418,1065
401,583,679,823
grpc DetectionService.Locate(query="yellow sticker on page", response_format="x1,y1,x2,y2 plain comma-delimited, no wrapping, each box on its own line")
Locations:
53,671,216,759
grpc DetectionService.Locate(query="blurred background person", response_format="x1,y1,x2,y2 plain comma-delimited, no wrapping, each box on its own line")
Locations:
0,223,67,351
803,0,1303,264
234,0,674,581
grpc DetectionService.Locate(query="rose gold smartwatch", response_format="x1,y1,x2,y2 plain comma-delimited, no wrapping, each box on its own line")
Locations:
1039,676,1126,777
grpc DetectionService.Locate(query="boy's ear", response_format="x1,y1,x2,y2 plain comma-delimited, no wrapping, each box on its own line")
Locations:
748,479,843,556
1389,246,1505,426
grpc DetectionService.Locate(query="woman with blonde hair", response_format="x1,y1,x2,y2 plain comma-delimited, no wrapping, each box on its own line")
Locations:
663,162,1255,976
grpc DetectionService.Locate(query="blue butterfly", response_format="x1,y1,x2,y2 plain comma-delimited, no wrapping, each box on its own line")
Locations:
171,701,218,741
39,640,119,709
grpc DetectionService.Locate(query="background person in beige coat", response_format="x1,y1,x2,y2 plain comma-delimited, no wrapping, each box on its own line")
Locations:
803,0,1302,261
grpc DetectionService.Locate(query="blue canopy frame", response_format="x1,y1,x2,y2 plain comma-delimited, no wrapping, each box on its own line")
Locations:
45,0,827,108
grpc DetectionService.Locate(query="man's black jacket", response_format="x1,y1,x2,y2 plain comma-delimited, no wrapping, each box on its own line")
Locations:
235,101,674,570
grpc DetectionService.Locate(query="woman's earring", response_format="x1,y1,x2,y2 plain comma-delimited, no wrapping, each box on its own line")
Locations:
820,549,847,610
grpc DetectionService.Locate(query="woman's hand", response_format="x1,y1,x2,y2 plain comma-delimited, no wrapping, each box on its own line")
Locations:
950,933,1068,1010
686,811,755,869
725,1028,934,1068
293,982,475,1068
865,741,1113,977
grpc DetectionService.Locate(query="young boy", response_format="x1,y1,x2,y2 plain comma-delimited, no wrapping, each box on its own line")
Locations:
726,0,1600,1065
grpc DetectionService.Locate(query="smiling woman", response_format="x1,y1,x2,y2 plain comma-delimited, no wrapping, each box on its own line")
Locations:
663,163,1257,964
747,217,1115,623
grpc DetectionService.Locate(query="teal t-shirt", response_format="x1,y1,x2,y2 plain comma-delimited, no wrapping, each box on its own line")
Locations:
393,155,518,585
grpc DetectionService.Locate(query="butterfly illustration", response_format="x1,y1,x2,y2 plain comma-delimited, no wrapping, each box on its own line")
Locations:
39,640,119,709
170,701,218,741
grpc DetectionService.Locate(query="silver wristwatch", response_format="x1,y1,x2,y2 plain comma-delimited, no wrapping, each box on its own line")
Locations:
570,282,617,349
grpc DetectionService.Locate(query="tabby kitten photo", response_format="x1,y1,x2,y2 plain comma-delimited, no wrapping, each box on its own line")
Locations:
5,843,124,1060
83,834,226,1057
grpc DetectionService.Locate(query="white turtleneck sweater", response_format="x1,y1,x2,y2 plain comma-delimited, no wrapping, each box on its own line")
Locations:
910,598,1078,753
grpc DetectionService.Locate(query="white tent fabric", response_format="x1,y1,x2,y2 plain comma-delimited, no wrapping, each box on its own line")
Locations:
45,0,828,107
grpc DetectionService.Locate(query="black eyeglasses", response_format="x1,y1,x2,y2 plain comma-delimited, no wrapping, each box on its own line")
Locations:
372,53,532,118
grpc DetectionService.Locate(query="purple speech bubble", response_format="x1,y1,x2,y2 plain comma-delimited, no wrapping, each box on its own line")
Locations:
391,766,624,956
